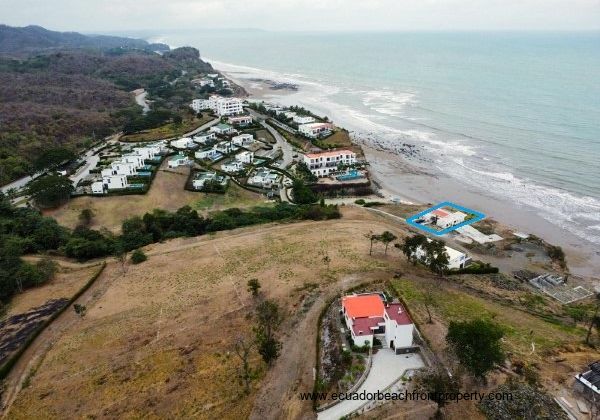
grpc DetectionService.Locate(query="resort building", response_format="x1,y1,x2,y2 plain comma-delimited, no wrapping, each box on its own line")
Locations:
298,122,333,138
293,115,315,124
303,149,357,177
190,99,211,113
210,123,236,135
168,154,190,168
414,240,470,270
221,161,244,173
227,115,253,126
236,151,254,164
232,133,254,146
342,293,414,351
171,137,196,149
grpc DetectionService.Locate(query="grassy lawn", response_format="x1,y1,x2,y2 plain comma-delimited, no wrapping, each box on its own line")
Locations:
120,114,215,143
192,183,267,212
391,277,584,359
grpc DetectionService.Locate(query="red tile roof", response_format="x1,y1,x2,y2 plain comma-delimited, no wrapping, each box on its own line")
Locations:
432,209,449,217
385,303,412,325
342,294,385,318
305,149,355,159
352,316,384,336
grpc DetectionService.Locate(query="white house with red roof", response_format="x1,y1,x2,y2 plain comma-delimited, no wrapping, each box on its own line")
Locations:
341,293,414,351
298,122,333,138
303,149,357,177
427,209,467,229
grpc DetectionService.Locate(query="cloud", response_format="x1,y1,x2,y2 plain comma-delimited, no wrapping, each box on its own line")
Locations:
1,0,599,31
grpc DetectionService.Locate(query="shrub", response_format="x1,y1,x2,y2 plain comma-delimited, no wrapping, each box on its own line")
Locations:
130,249,147,264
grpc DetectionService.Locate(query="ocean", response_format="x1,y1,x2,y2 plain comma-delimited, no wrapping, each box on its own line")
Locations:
157,31,600,248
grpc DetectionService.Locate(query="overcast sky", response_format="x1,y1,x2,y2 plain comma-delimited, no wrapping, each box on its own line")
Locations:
2,0,600,32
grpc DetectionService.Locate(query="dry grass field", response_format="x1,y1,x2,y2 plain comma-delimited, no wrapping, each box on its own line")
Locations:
45,163,265,233
3,206,597,419
120,115,215,143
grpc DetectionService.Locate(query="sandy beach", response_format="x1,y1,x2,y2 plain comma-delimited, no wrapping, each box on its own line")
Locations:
219,68,600,281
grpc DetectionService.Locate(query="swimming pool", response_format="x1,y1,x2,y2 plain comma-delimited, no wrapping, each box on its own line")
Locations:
336,170,363,181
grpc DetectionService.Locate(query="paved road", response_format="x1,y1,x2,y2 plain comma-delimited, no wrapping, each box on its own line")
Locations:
256,119,294,169
183,117,220,138
318,350,425,420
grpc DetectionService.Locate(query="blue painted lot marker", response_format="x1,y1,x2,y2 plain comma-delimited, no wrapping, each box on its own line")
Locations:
405,201,485,236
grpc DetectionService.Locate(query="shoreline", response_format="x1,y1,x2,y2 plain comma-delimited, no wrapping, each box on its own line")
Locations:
219,67,600,280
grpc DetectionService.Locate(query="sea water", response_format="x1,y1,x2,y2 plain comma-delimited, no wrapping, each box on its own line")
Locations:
157,30,600,246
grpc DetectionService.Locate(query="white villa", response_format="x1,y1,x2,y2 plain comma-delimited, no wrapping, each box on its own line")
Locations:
171,137,196,149
232,133,254,146
192,171,227,190
415,240,470,270
215,141,236,154
228,115,253,126
425,209,467,229
342,293,414,351
284,111,297,119
121,153,145,168
109,161,137,176
210,123,236,135
99,170,129,191
195,149,221,160
194,132,217,145
207,73,219,79
303,149,357,177
236,151,254,164
190,95,243,116
298,122,333,138
91,181,104,194
248,169,279,189
190,99,211,113
221,161,244,173
168,154,190,168
293,115,315,124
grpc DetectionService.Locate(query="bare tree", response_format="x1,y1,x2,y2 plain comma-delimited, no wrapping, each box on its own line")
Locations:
234,336,255,394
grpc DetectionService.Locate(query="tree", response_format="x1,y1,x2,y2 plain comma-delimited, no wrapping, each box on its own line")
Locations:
292,179,317,204
78,208,95,227
73,303,87,317
422,287,436,324
27,174,74,208
130,249,147,264
33,147,76,172
254,300,283,366
379,231,397,255
401,234,428,264
446,319,505,380
413,365,461,417
247,278,261,298
234,336,256,394
426,239,450,276
365,231,380,256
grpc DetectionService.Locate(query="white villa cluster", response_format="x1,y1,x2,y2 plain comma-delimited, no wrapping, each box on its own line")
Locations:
298,122,333,138
303,149,357,177
190,95,243,116
92,142,166,194
342,293,415,352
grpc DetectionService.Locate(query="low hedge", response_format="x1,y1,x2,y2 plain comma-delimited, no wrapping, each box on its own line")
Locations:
447,263,499,275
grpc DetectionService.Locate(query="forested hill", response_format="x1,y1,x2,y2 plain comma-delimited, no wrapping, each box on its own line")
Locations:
0,24,170,56
0,25,214,186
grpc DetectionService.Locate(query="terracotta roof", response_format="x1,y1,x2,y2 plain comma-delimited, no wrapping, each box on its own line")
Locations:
351,316,384,336
385,303,412,325
342,294,385,318
305,149,355,159
432,209,449,217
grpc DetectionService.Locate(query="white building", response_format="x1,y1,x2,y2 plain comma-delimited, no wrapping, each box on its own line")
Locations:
91,181,104,194
110,161,137,176
228,115,253,126
207,73,219,79
232,133,254,146
293,115,315,124
427,209,467,229
342,293,414,351
194,132,216,145
195,149,221,160
101,172,129,190
203,95,243,117
302,149,357,177
236,151,254,164
299,122,333,138
171,137,196,149
284,111,297,119
221,161,244,173
210,123,236,135
168,154,189,168
414,240,470,270
190,99,211,113
121,153,145,168
215,141,236,154
192,171,227,190
248,169,280,189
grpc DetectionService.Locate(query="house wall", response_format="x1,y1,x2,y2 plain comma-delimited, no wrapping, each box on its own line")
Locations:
384,322,414,349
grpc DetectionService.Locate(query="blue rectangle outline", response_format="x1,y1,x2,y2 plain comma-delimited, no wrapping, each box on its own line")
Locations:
405,201,485,236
